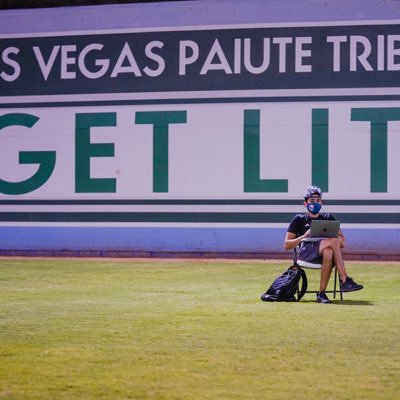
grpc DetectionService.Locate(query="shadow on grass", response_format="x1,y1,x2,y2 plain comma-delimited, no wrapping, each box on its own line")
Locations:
300,299,374,306
334,300,374,306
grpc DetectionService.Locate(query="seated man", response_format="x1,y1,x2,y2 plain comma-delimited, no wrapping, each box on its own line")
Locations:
284,185,363,303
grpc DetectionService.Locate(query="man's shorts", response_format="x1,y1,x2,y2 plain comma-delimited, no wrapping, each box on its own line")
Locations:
298,240,322,265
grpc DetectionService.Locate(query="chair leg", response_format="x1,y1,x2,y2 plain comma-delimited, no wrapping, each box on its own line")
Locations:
333,267,343,301
333,266,337,299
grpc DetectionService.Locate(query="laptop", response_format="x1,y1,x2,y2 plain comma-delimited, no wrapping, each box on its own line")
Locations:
303,220,341,242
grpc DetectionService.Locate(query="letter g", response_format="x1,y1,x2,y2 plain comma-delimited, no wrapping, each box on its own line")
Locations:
0,113,56,194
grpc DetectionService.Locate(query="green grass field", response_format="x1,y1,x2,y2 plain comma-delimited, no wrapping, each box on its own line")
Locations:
0,257,399,400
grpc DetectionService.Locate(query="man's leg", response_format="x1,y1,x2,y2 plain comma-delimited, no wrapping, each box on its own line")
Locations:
319,238,347,283
319,238,363,292
320,247,334,292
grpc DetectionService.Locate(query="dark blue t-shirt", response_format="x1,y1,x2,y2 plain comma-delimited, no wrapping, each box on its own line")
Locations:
287,213,336,237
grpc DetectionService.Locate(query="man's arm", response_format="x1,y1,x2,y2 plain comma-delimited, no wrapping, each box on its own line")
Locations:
284,231,310,250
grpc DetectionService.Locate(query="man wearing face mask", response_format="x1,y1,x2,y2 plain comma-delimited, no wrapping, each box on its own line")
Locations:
284,185,363,303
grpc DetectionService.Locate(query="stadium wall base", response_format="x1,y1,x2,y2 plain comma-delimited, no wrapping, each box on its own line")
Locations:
0,250,399,262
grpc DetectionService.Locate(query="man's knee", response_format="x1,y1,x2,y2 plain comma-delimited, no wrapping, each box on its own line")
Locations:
323,237,341,249
322,247,334,260
321,247,335,268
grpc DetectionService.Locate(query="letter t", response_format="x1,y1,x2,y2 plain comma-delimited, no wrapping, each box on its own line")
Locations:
135,111,187,192
351,108,400,192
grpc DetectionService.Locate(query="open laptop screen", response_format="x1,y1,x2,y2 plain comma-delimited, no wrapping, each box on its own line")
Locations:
303,220,341,242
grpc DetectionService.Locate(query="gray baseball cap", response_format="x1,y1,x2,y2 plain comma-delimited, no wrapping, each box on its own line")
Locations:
304,185,322,199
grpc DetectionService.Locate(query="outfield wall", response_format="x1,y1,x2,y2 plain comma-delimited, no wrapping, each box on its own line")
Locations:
1,0,400,258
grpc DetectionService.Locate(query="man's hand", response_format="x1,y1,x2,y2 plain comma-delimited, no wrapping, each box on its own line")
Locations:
301,229,311,241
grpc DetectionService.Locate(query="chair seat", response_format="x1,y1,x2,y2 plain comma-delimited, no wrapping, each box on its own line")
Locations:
294,248,343,301
297,259,322,269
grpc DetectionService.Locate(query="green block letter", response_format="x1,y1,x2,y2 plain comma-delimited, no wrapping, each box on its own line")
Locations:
312,109,329,192
351,108,400,192
243,109,288,192
0,113,55,195
135,111,187,192
75,112,117,193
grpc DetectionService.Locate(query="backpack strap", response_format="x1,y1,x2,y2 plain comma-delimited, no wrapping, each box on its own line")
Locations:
293,247,299,266
296,267,308,301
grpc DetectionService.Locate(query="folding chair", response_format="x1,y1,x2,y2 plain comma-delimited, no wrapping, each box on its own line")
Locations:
293,247,343,301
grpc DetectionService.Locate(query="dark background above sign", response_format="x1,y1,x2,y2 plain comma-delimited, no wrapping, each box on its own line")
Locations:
1,24,399,97
0,0,186,10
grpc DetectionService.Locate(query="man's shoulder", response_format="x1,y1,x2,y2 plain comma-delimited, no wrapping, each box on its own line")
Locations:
287,213,310,235
292,213,308,220
290,213,308,223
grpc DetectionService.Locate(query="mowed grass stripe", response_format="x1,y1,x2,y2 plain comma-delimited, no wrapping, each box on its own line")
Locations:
0,258,399,400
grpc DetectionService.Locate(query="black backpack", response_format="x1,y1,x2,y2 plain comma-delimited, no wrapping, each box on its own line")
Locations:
261,266,308,302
